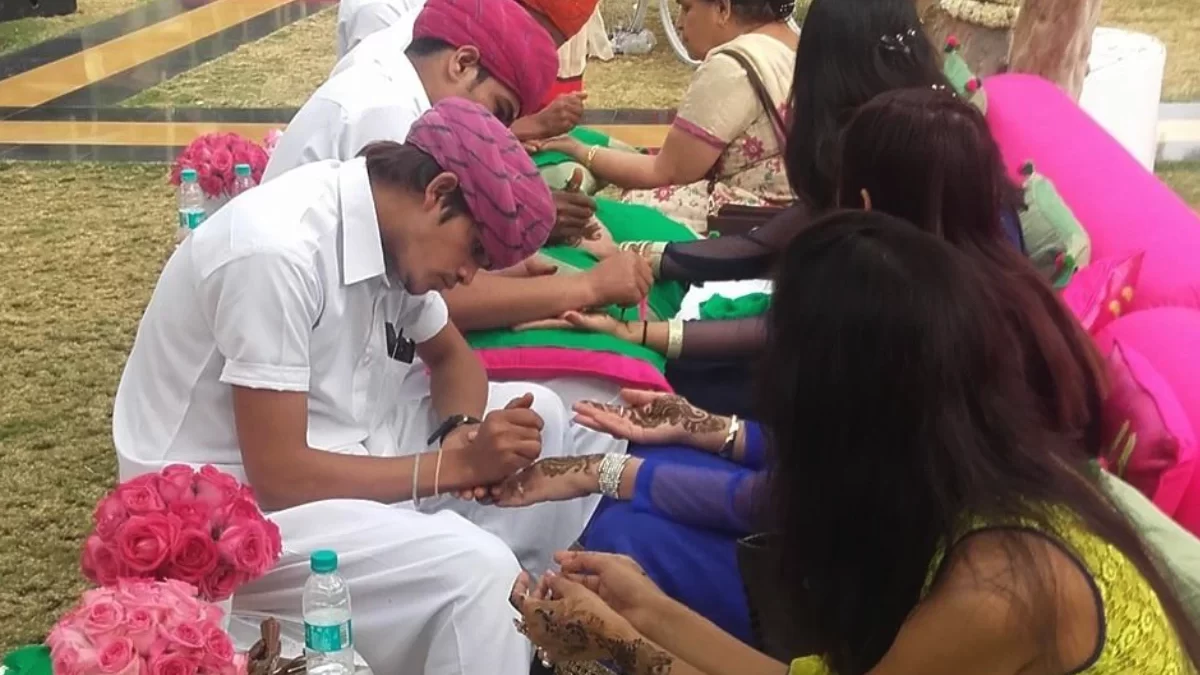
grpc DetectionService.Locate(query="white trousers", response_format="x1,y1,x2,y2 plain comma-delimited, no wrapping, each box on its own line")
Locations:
231,379,623,675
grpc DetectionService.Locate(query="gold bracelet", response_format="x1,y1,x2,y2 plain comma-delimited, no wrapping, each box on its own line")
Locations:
433,445,444,498
584,145,601,170
666,319,684,359
648,242,666,278
412,451,422,507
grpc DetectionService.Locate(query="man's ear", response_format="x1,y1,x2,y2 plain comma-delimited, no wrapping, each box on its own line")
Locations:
449,45,483,83
423,172,461,211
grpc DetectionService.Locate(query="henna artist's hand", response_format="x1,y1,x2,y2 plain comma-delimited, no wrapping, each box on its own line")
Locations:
490,455,603,507
512,311,640,343
513,572,675,673
573,390,730,448
554,551,673,635
576,219,620,260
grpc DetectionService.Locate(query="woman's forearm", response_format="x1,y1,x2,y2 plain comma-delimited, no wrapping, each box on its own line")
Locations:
638,599,788,675
581,146,670,190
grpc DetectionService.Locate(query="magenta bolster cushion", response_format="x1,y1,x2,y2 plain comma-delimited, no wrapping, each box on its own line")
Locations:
983,74,1200,311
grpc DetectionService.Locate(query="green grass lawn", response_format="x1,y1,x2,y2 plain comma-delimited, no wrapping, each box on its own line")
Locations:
0,0,150,56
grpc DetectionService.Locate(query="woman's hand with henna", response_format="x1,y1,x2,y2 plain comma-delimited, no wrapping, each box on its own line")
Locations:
513,571,675,673
490,455,604,507
573,389,731,450
513,311,641,343
554,551,675,636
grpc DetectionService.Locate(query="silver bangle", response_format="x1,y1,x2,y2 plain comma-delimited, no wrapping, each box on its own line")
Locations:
598,453,632,499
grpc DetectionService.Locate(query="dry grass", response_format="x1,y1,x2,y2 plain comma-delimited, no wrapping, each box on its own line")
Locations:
1103,0,1200,101
0,0,150,56
120,6,338,108
0,161,174,653
1156,162,1200,207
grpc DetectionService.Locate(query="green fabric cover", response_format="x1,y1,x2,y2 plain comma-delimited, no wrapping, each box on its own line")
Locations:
942,45,988,113
2,646,51,675
1019,163,1091,288
531,127,612,168
698,292,771,320
467,197,699,368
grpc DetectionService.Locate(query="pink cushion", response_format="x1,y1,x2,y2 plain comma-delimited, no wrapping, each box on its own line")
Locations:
1100,342,1197,515
1060,252,1144,334
476,347,673,392
1094,308,1200,531
984,74,1200,310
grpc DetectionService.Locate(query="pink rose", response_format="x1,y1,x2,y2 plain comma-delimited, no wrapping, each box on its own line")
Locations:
116,481,167,516
116,514,181,574
93,495,129,539
82,535,124,586
168,500,213,531
201,622,235,668
217,521,274,576
212,149,234,175
125,607,159,654
213,496,260,531
164,622,205,651
113,578,162,611
156,465,196,504
199,174,224,198
194,466,240,509
48,623,92,652
98,638,137,674
149,653,199,675
79,597,126,639
51,645,96,675
198,563,244,602
168,527,219,584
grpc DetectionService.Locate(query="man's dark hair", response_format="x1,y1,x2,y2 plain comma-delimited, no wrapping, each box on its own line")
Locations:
358,141,470,223
404,37,492,85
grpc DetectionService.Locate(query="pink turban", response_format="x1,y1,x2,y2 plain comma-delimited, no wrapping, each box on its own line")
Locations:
414,0,558,116
407,98,555,270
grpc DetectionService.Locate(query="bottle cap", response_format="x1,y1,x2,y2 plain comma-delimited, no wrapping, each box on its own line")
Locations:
311,550,338,573
235,164,252,177
181,168,198,182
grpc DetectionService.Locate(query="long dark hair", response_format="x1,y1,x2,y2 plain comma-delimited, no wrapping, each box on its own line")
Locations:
785,0,946,211
759,211,1200,674
836,88,1103,453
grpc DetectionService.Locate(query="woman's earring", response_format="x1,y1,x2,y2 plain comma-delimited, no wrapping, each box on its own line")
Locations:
860,189,873,211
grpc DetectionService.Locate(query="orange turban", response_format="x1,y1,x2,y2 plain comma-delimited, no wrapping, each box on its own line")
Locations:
521,0,600,40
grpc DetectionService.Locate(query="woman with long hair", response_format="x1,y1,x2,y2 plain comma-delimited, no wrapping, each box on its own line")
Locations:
511,211,1200,675
494,88,1200,646
542,0,959,416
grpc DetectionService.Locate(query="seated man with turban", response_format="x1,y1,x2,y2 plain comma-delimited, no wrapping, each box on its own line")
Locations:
334,0,597,141
264,0,556,183
113,99,601,674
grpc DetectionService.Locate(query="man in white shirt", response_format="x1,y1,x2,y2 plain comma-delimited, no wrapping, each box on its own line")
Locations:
336,0,424,58
113,100,592,674
264,0,557,184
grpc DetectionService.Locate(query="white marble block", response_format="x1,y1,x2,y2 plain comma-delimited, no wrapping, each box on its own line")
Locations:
1079,27,1167,171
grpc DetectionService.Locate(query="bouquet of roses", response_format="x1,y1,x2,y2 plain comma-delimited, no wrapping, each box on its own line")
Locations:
82,465,282,602
170,133,269,199
47,579,247,675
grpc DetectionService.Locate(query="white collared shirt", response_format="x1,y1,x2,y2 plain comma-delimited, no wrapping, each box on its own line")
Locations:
263,49,430,183
112,158,449,481
331,9,420,78
336,0,424,59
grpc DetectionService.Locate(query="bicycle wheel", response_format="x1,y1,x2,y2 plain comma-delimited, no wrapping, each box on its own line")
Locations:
602,0,650,34
662,2,803,67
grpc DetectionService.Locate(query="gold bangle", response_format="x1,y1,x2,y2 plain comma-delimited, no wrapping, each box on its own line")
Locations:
648,242,666,278
433,445,444,498
584,145,601,169
666,319,684,359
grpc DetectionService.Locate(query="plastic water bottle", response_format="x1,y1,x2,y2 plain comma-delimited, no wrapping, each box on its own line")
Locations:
611,28,656,55
176,168,206,244
231,163,256,197
304,550,354,675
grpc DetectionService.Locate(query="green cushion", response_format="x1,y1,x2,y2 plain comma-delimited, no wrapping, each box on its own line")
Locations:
1019,163,1091,288
699,292,771,320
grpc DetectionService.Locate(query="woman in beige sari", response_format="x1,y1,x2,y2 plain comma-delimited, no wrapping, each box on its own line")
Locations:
534,0,798,232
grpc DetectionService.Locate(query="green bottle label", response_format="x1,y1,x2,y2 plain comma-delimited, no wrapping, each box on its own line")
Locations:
305,620,352,652
178,209,206,230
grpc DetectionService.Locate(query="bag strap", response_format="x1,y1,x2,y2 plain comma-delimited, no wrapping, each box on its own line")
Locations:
715,49,787,145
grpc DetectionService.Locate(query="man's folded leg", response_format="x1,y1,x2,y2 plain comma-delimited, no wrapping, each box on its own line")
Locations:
231,499,531,675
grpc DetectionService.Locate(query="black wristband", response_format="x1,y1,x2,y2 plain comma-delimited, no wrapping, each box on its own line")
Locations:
427,414,482,446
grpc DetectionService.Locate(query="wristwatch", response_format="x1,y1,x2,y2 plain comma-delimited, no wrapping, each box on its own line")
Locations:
427,414,482,446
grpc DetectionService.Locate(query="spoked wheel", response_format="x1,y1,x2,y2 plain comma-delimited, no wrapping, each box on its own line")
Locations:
602,0,650,35
661,1,803,67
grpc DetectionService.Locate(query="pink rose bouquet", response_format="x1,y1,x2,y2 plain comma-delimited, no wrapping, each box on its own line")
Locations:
82,465,283,602
47,579,247,675
170,133,269,199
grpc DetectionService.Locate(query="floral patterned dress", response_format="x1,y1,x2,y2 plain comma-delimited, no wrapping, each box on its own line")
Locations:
622,32,797,233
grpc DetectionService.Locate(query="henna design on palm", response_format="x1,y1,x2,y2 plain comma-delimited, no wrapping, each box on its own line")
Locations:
600,396,726,434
